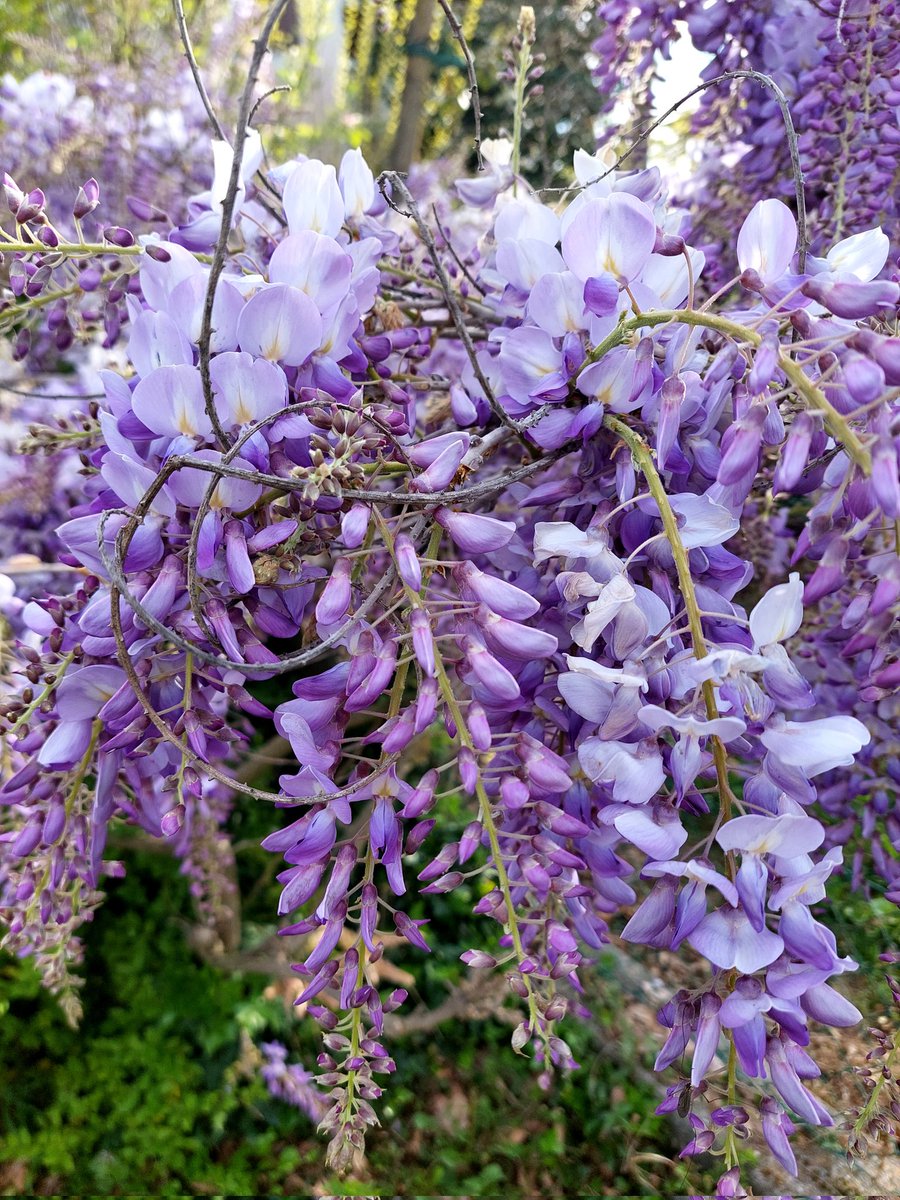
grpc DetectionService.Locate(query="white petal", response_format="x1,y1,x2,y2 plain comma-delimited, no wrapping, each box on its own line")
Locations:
749,572,803,647
825,227,889,282
761,716,871,776
736,198,796,284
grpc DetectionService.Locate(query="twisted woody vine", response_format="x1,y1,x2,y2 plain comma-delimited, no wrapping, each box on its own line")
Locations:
1,0,899,1189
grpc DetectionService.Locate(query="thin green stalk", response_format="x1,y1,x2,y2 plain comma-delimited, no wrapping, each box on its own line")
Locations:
605,415,735,823
431,650,544,1037
607,415,744,1169
341,843,376,1135
510,9,535,193
65,718,103,817
5,651,76,737
375,510,546,1041
592,310,872,474
852,1036,899,1140
0,238,143,256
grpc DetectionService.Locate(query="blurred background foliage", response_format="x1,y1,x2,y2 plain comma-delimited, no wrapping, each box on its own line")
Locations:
1,0,600,184
0,792,689,1195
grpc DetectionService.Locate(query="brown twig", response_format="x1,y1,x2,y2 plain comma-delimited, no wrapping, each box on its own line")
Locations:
104,560,408,807
248,84,292,127
384,973,519,1035
145,441,569,509
171,0,229,143
182,397,413,640
100,500,405,678
431,203,485,296
98,396,423,676
0,384,104,400
198,0,292,451
436,0,484,171
378,171,524,441
541,69,809,271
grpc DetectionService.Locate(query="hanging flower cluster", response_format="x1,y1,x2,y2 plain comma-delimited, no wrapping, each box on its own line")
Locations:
1,35,899,1187
591,0,900,281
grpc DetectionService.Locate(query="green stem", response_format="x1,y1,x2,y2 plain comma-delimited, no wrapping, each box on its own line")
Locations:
723,1036,740,1169
175,653,194,804
605,416,735,832
607,416,745,1167
375,511,545,1040
510,37,531,193
592,310,872,474
0,239,144,256
5,651,76,736
342,843,376,1131
852,1035,899,1140
431,650,543,1035
65,718,103,817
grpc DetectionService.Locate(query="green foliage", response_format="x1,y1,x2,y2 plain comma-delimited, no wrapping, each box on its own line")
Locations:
0,824,685,1196
1,792,888,1194
823,879,900,1008
1,0,189,69
468,0,601,188
0,854,303,1195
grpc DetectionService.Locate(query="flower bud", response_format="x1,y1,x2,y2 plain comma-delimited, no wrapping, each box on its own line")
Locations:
413,676,438,733
450,383,478,426
402,768,438,818
16,188,46,224
435,507,516,553
511,1021,532,1052
341,503,370,548
461,637,520,701
73,178,100,220
467,700,492,750
409,607,435,677
421,870,464,894
458,820,482,862
103,225,136,248
461,949,497,968
316,559,352,627
405,818,435,853
458,746,478,793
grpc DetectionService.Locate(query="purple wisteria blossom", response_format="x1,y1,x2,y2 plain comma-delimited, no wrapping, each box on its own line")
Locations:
1,18,898,1183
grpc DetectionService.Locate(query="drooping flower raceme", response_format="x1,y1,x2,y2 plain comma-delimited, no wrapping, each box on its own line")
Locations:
1,52,898,1189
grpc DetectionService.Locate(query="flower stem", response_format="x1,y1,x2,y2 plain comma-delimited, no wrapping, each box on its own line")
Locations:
593,310,872,474
375,509,546,1043
6,650,76,736
0,239,144,256
605,416,735,829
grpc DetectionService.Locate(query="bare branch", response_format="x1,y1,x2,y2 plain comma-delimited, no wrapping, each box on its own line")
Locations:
249,84,292,127
0,384,104,399
198,0,292,451
171,0,229,143
431,203,485,296
436,0,484,171
540,69,809,271
384,974,519,1035
104,561,406,807
101,499,408,679
378,171,525,442
155,440,570,507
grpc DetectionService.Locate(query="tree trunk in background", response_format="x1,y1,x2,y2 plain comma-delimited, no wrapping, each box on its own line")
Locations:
308,0,345,115
390,0,437,171
278,0,300,43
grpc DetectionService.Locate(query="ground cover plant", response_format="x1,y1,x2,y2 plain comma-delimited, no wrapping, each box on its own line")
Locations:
1,0,898,1193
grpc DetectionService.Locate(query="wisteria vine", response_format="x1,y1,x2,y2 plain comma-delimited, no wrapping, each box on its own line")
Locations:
1,0,899,1187
592,0,900,284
